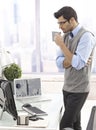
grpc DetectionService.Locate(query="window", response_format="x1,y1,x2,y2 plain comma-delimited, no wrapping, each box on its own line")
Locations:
0,0,96,74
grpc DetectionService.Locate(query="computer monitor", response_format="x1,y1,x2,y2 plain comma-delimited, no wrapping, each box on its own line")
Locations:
0,80,18,120
14,78,41,99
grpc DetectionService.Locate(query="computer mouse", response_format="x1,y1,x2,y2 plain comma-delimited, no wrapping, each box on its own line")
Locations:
22,103,32,108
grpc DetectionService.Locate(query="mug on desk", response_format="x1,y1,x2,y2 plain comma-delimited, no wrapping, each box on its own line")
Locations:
17,111,29,125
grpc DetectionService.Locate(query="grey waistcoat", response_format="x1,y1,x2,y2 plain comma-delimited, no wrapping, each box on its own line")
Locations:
63,28,94,93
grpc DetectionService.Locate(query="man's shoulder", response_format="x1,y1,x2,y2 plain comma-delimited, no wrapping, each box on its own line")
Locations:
80,27,95,37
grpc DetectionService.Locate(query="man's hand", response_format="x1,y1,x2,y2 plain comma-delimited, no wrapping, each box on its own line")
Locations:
54,33,64,47
63,58,71,69
86,56,92,66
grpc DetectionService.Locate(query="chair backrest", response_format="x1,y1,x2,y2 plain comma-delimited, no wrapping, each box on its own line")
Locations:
86,106,96,130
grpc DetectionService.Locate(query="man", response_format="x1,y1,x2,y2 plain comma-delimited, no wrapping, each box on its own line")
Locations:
53,6,96,130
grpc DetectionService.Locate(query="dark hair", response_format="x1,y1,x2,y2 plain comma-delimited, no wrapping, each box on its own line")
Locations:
54,6,78,22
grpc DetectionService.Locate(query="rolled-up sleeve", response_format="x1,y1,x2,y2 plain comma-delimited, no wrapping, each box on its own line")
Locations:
56,56,65,69
56,48,65,69
72,32,96,70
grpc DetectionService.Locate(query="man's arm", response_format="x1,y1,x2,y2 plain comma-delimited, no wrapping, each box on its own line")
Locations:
54,33,73,65
54,32,96,70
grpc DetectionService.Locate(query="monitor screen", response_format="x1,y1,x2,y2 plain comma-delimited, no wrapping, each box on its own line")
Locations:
0,80,18,120
14,78,41,99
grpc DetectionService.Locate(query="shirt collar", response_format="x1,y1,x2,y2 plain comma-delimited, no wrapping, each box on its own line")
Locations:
71,24,82,37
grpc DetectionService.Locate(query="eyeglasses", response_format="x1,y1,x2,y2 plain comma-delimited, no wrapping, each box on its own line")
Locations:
58,20,67,25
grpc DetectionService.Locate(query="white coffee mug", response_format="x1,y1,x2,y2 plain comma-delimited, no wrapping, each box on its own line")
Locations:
52,31,61,41
17,112,29,125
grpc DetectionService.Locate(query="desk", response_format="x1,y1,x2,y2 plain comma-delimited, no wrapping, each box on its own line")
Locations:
0,93,63,130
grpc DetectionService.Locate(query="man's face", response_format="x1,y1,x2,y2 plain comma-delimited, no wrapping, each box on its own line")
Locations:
57,16,72,33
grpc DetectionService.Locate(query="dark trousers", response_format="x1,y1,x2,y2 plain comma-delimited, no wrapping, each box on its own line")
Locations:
60,90,89,130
